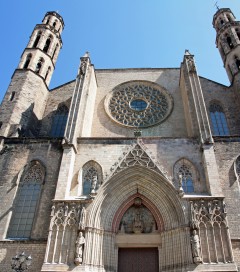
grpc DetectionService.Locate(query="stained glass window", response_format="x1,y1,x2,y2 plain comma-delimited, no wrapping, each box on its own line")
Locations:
210,104,229,136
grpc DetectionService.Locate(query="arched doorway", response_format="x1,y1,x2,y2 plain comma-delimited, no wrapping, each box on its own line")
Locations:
84,166,191,272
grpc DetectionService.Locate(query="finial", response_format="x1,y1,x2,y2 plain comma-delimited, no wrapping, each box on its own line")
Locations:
185,49,191,56
83,51,90,58
214,2,219,10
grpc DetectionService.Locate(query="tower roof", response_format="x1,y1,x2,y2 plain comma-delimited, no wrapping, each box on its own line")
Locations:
44,11,65,28
212,8,235,26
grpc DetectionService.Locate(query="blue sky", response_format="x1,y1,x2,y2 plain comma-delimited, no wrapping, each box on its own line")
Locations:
1,1,240,102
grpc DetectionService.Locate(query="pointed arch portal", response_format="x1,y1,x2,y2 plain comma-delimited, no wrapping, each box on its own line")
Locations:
84,165,192,271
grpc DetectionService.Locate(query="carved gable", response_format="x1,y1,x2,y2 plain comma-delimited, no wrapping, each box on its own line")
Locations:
108,142,170,181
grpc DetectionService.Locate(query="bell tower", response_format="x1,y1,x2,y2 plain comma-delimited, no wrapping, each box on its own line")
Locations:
213,8,240,86
19,11,64,85
0,12,64,137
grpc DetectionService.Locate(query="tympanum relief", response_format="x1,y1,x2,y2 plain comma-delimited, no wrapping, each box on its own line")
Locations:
119,198,157,234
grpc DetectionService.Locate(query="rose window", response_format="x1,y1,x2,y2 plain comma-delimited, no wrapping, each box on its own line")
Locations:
104,81,173,127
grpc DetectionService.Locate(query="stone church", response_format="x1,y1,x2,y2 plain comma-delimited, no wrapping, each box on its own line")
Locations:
0,6,240,272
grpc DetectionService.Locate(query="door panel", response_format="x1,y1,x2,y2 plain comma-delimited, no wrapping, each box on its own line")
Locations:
118,248,159,272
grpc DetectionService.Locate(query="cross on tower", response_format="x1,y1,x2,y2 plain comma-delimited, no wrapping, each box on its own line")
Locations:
214,1,220,10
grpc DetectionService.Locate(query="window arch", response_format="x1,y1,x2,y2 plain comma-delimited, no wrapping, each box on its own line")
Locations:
226,36,234,49
33,32,41,48
52,44,59,59
45,66,51,80
51,104,68,137
82,161,102,196
235,55,240,71
35,58,44,74
173,158,198,193
235,28,240,41
7,161,45,239
209,103,229,136
234,156,240,180
53,20,57,28
23,54,32,69
43,35,52,53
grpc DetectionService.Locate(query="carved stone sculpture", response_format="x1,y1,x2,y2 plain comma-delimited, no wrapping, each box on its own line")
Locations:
91,175,98,194
191,230,202,264
75,232,85,265
178,174,184,197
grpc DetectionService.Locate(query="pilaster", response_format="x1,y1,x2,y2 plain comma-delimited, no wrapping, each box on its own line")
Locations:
180,50,213,144
64,52,97,147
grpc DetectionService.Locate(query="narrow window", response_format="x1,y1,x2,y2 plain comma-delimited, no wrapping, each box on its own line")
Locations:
0,122,2,129
178,164,194,193
227,36,234,49
53,20,57,28
7,161,44,239
52,44,59,59
33,32,41,48
9,91,15,101
23,54,32,69
51,105,68,137
82,161,102,196
35,58,44,74
236,29,240,41
45,66,51,80
43,36,52,53
210,103,229,136
235,56,240,70
226,14,232,22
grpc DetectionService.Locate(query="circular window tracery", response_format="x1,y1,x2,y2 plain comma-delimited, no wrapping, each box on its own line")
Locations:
105,81,173,128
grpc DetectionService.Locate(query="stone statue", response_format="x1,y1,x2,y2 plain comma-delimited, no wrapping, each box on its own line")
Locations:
74,232,85,265
178,174,184,197
91,175,98,194
191,230,202,264
133,210,144,234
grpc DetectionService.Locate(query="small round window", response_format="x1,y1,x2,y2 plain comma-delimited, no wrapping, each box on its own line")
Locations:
130,99,148,111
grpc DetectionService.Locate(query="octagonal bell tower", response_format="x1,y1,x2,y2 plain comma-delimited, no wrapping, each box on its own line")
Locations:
0,11,64,138
213,8,240,87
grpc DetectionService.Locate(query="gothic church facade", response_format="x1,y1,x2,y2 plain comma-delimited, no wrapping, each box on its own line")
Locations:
0,7,240,272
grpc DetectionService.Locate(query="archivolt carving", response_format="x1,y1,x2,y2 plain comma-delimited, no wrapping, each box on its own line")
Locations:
104,81,173,128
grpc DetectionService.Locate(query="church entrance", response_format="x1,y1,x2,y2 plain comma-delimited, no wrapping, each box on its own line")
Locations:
118,248,159,272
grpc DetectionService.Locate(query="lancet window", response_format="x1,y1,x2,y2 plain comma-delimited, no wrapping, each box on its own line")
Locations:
7,161,45,239
23,54,32,69
82,161,102,196
43,35,52,53
209,103,229,136
174,158,198,194
51,104,68,137
33,32,41,48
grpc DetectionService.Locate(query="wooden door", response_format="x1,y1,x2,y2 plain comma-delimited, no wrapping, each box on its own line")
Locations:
118,248,159,272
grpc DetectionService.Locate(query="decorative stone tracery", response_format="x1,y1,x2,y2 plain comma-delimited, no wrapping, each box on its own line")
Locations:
104,81,173,128
44,201,86,265
190,199,233,264
108,142,170,181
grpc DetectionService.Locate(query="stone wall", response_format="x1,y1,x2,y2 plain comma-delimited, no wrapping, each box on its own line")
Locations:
91,69,188,138
0,241,46,272
0,139,63,240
